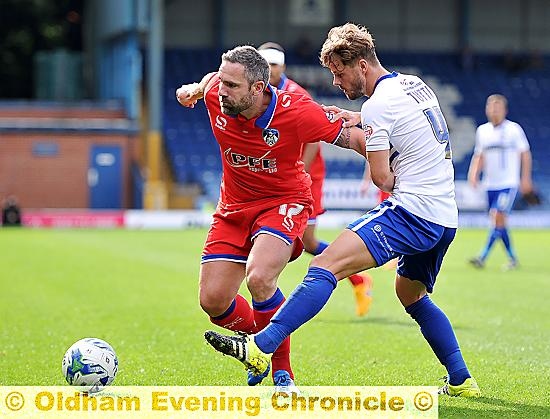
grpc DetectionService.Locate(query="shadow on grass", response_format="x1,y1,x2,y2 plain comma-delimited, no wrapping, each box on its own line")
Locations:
318,315,473,331
440,396,550,419
316,316,413,328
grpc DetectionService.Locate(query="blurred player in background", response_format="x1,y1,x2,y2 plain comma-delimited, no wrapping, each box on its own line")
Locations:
176,45,366,390
205,24,480,398
258,42,373,316
468,94,533,270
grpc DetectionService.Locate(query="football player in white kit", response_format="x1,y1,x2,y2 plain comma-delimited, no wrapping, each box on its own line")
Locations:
205,23,480,398
468,94,533,270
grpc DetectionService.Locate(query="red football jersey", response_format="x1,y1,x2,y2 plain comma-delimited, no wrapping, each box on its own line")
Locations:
277,74,310,98
203,74,342,209
277,75,326,184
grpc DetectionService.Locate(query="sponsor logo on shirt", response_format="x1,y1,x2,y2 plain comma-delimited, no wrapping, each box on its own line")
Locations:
224,148,277,173
215,115,227,131
281,94,292,108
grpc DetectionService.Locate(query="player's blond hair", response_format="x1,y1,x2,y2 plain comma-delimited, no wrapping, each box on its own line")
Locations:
320,23,378,68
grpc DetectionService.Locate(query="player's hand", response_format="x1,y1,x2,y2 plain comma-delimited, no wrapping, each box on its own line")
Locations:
520,178,533,195
322,105,361,128
176,83,200,108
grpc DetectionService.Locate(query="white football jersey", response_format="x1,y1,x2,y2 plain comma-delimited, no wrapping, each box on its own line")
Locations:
361,72,458,227
474,119,530,190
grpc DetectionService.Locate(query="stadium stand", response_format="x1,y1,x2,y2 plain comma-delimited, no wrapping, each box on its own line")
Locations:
164,49,550,207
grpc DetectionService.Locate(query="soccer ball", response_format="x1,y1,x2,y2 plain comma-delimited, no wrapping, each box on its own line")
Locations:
62,338,118,391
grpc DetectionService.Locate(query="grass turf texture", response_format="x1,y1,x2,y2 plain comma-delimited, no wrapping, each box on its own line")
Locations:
0,228,548,418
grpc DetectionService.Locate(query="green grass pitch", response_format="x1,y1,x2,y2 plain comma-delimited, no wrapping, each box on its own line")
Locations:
1,227,548,418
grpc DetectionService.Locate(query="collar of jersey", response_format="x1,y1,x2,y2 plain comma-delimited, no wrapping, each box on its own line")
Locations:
373,71,398,92
276,73,288,90
253,83,278,129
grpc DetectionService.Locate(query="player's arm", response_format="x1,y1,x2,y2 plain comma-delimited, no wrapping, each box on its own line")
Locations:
333,126,366,157
301,143,319,172
467,153,483,188
367,150,394,193
468,129,484,188
323,104,366,155
326,103,392,190
360,161,372,194
297,98,365,157
520,149,533,194
175,72,217,108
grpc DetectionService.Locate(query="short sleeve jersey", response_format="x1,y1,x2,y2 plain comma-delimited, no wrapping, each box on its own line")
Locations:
204,74,342,209
361,72,458,227
474,119,530,190
277,74,325,183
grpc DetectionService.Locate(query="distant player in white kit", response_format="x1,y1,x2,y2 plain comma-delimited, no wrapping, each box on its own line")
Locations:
468,94,533,270
205,23,480,397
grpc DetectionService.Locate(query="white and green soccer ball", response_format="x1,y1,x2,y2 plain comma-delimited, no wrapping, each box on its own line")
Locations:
62,338,118,391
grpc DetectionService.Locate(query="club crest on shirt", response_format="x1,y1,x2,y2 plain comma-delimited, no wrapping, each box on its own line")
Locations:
262,128,279,146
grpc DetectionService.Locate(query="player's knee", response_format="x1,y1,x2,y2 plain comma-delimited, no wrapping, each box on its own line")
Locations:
199,291,232,317
395,290,411,307
245,267,277,297
246,270,271,291
309,252,331,270
495,213,506,227
395,277,426,307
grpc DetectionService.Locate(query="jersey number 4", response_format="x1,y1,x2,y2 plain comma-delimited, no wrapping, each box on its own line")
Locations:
423,106,452,159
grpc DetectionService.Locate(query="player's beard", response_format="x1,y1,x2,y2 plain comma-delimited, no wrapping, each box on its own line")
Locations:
342,77,366,100
220,90,255,116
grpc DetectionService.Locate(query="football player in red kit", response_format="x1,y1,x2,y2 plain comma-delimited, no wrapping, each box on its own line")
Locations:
258,42,373,317
176,46,366,391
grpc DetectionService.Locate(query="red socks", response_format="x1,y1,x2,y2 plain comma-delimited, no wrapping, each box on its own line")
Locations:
209,290,294,380
209,293,256,333
254,299,293,379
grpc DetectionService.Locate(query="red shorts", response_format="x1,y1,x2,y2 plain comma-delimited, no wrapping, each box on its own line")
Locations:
308,176,325,222
202,198,312,264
